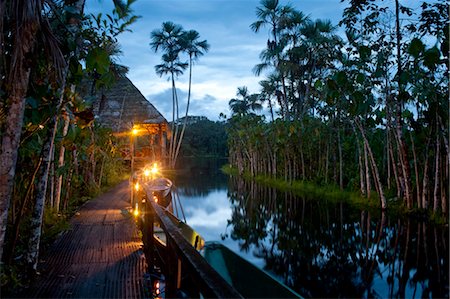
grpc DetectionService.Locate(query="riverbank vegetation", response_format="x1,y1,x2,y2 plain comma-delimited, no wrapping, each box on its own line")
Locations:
226,0,448,217
0,0,137,289
178,116,228,158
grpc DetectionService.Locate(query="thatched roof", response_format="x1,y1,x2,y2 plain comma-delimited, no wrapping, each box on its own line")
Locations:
85,76,168,133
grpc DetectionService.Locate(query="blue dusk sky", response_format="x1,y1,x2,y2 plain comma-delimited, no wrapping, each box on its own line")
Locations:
85,0,421,121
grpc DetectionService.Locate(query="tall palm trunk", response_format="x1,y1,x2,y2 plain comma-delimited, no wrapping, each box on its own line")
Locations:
173,55,193,165
169,72,177,167
0,0,41,262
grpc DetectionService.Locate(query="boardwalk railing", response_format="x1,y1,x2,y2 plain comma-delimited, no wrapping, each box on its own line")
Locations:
139,185,243,299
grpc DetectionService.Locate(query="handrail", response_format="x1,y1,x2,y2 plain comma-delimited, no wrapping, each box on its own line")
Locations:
141,185,243,299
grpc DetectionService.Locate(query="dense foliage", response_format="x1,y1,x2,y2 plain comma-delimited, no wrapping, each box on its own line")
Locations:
0,0,137,288
227,0,448,214
178,117,228,157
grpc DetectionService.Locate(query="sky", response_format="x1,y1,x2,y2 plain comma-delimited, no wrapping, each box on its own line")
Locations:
84,0,349,121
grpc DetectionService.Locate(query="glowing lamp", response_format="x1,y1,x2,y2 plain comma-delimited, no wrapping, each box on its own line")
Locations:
151,163,158,174
132,128,138,135
134,182,140,191
143,169,150,177
133,203,139,217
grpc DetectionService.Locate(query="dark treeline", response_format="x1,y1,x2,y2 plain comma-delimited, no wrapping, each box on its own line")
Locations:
0,0,138,289
227,0,448,214
177,116,228,158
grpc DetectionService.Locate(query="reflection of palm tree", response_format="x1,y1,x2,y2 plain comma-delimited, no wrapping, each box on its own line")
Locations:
173,30,210,165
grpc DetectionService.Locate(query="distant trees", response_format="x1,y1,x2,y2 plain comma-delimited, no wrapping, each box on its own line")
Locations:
150,22,209,168
178,117,228,158
227,0,448,214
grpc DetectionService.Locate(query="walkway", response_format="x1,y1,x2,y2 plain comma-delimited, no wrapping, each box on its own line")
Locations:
24,181,147,298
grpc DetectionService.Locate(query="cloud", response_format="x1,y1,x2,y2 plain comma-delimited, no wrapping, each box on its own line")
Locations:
86,0,346,121
147,88,232,121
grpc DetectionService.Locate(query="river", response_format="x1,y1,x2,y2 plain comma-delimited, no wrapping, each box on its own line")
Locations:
173,158,449,298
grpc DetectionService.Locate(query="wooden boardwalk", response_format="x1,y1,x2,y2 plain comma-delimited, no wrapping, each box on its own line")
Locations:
23,181,147,298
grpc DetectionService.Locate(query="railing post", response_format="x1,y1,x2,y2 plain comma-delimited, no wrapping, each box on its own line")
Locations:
165,239,179,298
143,199,154,269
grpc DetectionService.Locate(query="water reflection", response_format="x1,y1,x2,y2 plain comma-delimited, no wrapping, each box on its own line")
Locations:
227,177,449,298
174,159,449,298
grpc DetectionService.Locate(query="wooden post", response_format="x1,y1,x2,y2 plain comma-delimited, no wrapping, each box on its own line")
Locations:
130,134,134,207
144,198,154,270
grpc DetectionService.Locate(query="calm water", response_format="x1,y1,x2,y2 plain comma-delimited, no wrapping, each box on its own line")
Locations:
173,158,449,298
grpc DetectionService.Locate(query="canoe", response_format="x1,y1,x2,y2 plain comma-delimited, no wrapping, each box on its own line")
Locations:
153,209,205,251
144,177,173,208
201,242,303,298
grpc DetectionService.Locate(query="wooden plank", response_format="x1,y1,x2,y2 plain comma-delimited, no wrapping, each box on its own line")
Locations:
21,181,145,298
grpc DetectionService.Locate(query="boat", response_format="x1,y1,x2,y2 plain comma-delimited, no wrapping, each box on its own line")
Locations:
201,242,303,298
144,177,173,208
153,208,205,251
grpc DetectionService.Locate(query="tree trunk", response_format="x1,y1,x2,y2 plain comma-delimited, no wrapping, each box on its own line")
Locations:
409,131,421,208
173,55,193,166
4,158,42,265
395,0,413,209
364,135,371,199
422,149,430,210
49,148,55,208
433,134,440,212
0,1,41,262
55,109,70,212
337,126,343,190
27,82,67,273
25,0,87,270
356,119,386,209
89,126,96,186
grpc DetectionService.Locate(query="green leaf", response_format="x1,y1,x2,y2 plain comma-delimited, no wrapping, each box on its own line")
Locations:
86,48,111,74
314,79,323,89
399,71,410,85
358,45,371,61
423,46,440,70
356,73,365,84
336,71,347,85
408,38,425,58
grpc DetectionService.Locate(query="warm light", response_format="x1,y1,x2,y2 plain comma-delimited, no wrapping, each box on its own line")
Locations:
143,169,150,177
155,282,160,295
132,128,138,135
134,203,139,217
153,195,158,203
151,163,158,174
134,182,140,191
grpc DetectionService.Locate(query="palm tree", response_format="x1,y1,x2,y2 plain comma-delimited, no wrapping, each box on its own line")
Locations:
229,87,263,117
283,19,342,118
173,30,209,165
259,74,283,122
250,0,296,120
150,22,186,167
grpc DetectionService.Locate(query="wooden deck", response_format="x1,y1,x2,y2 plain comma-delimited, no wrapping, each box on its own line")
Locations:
23,181,147,298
